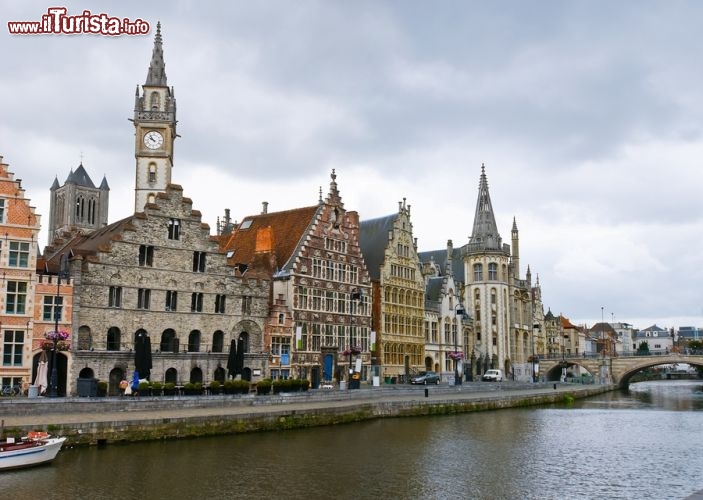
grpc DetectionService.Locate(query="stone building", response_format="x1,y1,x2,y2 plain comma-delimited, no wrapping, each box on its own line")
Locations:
221,171,372,388
420,240,470,383
43,184,269,395
0,157,48,394
419,165,535,381
359,199,425,382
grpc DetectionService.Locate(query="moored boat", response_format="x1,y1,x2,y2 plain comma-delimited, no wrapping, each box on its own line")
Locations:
0,432,66,470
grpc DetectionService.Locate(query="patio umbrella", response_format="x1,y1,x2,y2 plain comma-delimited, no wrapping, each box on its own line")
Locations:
226,339,237,379
34,350,49,395
235,336,245,377
134,331,152,380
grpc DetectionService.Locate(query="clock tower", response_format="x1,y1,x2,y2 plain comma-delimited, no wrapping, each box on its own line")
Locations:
133,22,177,212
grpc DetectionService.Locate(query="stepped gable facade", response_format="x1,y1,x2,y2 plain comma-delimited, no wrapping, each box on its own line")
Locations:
222,171,372,387
359,198,426,380
59,184,268,394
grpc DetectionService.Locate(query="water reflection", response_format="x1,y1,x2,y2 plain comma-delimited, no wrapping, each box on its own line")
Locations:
3,380,703,499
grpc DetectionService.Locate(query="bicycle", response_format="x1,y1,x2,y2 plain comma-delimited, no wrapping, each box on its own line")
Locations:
1,385,21,396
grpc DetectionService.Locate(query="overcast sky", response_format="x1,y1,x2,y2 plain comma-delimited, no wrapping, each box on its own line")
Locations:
2,1,702,331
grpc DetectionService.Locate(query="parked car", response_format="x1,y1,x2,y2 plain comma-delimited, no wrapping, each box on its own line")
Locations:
482,369,504,382
411,371,440,385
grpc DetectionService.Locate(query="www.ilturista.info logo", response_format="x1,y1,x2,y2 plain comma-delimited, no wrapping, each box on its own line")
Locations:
8,7,150,36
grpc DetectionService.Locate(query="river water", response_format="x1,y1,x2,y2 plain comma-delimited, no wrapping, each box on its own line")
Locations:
3,380,702,500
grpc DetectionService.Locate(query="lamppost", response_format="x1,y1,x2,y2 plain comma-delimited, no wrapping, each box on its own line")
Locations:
454,303,465,386
348,287,363,389
48,255,69,398
532,323,540,383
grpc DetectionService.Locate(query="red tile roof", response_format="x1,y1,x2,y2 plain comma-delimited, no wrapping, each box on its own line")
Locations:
220,205,320,274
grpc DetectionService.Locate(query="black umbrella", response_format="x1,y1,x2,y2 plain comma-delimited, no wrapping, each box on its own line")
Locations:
235,336,245,378
134,331,152,380
226,339,237,379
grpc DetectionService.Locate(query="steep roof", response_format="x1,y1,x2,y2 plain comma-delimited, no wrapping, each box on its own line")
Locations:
466,164,504,254
66,164,96,188
359,214,395,281
220,205,321,275
145,22,168,86
417,247,464,282
42,215,135,273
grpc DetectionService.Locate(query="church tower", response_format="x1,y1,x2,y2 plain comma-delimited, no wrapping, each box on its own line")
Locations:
133,22,177,212
48,163,109,242
464,164,513,376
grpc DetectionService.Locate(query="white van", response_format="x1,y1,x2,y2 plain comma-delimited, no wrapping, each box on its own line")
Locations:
482,369,504,382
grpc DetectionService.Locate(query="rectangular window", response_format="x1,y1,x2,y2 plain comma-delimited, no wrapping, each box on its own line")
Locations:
191,292,203,312
0,199,5,222
108,286,122,308
165,290,178,312
215,294,226,314
168,218,181,240
5,281,27,314
241,296,251,315
192,251,206,272
42,296,63,321
139,245,154,266
8,242,30,268
271,336,291,356
3,330,24,366
137,288,151,309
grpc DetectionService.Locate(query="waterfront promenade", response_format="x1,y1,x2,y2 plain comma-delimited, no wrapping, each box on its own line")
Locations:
0,382,613,446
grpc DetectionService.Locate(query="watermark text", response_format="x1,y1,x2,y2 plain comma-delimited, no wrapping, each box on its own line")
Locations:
8,7,149,36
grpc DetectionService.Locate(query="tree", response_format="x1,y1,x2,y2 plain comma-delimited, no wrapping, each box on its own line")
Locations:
637,341,650,355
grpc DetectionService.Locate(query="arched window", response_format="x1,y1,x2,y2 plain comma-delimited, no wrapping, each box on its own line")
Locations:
149,163,157,183
212,330,224,353
473,263,483,281
488,263,498,280
75,195,85,222
161,329,178,353
190,367,203,384
107,327,121,351
188,330,201,352
150,92,161,110
238,332,249,353
147,193,156,205
165,367,177,384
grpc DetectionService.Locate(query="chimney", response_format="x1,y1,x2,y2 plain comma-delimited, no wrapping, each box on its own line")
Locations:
262,201,268,214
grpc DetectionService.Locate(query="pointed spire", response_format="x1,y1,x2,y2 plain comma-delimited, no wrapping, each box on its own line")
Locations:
145,22,167,86
467,163,503,252
100,175,110,190
51,176,60,190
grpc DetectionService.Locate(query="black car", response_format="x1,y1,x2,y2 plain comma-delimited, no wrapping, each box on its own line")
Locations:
411,371,440,385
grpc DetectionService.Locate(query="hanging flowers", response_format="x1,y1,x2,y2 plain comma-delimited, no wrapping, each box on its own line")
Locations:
448,351,464,360
45,330,70,342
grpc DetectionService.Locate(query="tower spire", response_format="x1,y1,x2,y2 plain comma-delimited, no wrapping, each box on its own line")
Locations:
145,21,167,87
467,163,502,252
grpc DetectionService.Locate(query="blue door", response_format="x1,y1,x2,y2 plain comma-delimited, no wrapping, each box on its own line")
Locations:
323,354,334,381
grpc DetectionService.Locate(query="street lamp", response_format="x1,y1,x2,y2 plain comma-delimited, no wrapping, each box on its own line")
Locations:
48,254,69,398
454,303,465,386
347,287,363,389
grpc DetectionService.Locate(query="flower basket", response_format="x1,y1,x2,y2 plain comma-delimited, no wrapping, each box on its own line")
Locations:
448,351,464,360
342,345,362,356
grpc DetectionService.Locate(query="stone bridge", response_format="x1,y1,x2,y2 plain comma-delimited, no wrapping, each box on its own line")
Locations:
539,354,703,387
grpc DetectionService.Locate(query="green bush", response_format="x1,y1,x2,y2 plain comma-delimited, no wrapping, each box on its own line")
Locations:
223,380,235,394
208,380,222,394
163,382,176,396
151,381,163,396
184,382,202,395
256,379,272,395
138,381,150,394
234,380,250,394
299,378,310,391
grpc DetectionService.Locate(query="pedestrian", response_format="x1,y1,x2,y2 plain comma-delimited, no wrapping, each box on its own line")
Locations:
131,370,140,397
119,377,128,396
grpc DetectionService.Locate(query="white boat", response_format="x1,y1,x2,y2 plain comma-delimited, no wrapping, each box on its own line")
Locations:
0,433,66,470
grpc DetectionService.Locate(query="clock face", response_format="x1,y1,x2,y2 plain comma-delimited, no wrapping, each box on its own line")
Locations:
144,130,164,150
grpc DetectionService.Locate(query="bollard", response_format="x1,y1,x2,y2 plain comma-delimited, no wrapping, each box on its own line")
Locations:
553,383,557,390
424,388,429,398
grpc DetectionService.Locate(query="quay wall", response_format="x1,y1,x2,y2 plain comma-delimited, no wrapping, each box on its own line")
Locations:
0,385,614,447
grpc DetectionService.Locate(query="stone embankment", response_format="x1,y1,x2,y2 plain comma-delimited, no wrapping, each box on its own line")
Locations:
0,382,614,447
